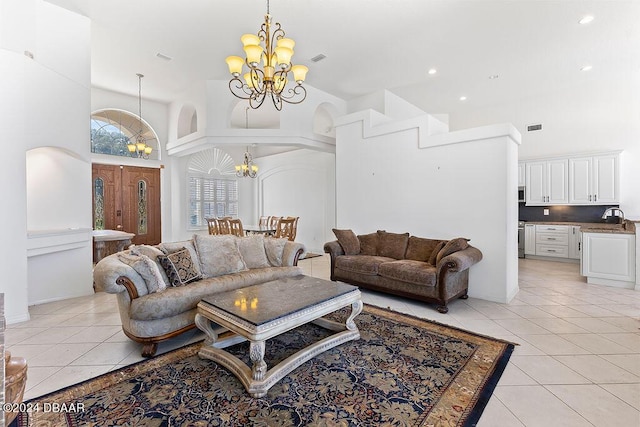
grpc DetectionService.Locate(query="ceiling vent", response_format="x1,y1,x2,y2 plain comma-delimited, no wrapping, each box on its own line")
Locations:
311,54,327,63
156,52,173,61
527,123,543,132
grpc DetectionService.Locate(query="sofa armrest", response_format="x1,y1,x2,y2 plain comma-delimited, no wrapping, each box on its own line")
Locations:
323,240,345,258
323,240,345,281
436,245,483,274
283,241,306,266
93,253,149,299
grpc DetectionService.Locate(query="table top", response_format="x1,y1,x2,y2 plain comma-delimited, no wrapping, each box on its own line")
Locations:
201,276,358,326
92,229,135,241
243,225,276,234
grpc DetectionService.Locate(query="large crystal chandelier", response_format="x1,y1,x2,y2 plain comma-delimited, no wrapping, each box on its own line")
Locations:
127,73,153,158
225,0,309,111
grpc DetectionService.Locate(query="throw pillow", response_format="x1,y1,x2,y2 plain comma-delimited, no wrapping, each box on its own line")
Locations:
377,231,410,259
332,229,360,255
118,251,167,294
428,241,446,265
158,240,203,278
405,237,443,262
264,237,288,266
129,244,170,287
358,232,379,255
193,234,248,278
436,237,470,265
237,235,271,269
158,248,202,286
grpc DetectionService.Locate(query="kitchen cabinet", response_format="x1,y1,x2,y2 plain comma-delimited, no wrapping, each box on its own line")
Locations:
568,154,619,204
518,162,526,187
526,160,568,205
568,225,581,260
581,232,636,288
535,224,569,258
524,224,536,255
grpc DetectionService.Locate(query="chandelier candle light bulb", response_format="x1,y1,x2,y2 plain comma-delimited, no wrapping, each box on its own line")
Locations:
225,0,308,110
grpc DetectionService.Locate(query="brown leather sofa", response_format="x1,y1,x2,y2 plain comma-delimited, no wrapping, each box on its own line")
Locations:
324,230,483,313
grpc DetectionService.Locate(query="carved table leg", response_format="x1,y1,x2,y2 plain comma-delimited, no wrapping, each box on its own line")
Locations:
249,340,267,381
346,300,363,332
195,313,219,346
94,240,106,263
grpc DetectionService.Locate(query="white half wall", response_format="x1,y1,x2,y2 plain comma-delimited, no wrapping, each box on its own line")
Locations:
335,106,521,304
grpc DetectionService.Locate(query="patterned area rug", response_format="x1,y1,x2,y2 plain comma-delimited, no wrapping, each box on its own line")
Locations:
13,305,514,426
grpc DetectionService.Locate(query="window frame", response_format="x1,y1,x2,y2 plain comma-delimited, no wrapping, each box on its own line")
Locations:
187,173,238,230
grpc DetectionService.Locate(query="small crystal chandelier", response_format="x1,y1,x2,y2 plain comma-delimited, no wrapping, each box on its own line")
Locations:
127,73,153,159
225,0,309,111
235,148,258,178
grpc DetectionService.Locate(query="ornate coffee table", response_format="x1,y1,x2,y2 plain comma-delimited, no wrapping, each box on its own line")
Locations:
195,275,362,398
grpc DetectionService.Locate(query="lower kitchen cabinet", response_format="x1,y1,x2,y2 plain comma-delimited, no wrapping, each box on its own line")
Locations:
581,232,636,288
535,225,569,258
524,224,536,255
568,225,581,260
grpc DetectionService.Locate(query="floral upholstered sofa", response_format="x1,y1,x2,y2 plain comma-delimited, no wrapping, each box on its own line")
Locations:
324,230,482,313
93,234,305,357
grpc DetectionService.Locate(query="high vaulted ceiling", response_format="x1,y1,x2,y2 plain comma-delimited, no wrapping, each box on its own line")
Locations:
47,0,640,116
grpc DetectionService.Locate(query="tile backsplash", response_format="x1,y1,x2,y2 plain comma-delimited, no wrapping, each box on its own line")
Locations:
518,204,619,223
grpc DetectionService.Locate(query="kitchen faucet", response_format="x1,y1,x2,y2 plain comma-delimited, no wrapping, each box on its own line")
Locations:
601,207,625,221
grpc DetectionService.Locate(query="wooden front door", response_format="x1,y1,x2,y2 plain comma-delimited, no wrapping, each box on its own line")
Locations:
92,164,161,245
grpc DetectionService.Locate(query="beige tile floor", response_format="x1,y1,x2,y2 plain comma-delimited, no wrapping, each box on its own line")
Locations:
6,256,640,426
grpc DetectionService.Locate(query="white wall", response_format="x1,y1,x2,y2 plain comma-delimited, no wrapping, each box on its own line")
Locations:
255,149,336,254
335,94,521,304
1,0,91,322
450,70,640,218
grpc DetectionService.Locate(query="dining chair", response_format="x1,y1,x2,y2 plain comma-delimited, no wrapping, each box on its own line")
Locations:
274,216,298,241
205,218,219,235
228,218,244,237
217,217,232,235
268,216,281,229
259,216,270,227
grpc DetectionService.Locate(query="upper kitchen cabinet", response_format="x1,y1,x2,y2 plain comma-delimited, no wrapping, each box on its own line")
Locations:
518,162,526,187
526,159,568,205
569,153,619,204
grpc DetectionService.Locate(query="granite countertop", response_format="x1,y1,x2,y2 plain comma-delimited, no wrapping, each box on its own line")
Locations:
524,220,637,235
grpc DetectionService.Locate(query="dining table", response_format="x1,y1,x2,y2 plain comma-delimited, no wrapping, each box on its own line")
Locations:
243,225,277,236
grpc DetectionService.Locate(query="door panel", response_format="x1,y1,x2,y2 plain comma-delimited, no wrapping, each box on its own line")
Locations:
92,164,161,246
121,166,161,245
92,164,122,231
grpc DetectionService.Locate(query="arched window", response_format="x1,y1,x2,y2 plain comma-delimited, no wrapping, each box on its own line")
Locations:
91,109,159,160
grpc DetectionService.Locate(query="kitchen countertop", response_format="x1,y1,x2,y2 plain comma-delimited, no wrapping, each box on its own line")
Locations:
524,220,637,235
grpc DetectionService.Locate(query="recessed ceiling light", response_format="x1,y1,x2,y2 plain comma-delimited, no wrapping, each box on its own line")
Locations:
579,15,594,25
581,65,593,72
428,68,437,75
459,96,467,101
489,74,499,79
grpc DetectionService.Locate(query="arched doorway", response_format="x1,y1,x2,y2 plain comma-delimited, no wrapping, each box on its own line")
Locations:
91,109,162,246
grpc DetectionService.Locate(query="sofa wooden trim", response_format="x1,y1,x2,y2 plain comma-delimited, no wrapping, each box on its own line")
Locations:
122,324,197,357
